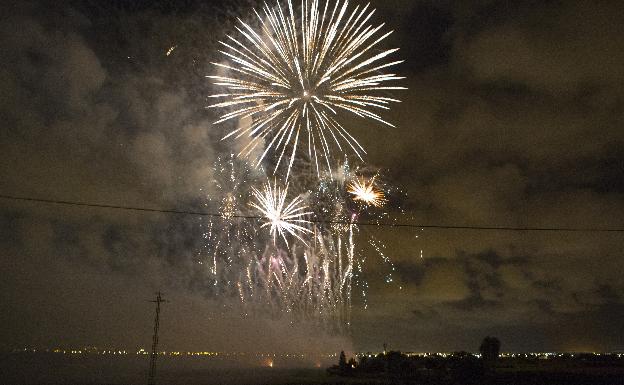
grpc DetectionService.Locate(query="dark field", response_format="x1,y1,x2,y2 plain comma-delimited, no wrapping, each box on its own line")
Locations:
2,353,624,385
1,354,338,385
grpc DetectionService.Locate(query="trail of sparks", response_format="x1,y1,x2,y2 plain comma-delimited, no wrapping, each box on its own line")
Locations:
209,0,405,178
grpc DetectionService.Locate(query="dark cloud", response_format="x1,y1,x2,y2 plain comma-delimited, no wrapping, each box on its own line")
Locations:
455,1,624,94
353,0,623,353
0,0,357,357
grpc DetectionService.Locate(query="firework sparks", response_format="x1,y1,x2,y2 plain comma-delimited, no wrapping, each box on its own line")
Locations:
220,193,237,219
201,0,406,323
348,176,386,207
209,0,405,178
250,180,312,245
199,159,397,328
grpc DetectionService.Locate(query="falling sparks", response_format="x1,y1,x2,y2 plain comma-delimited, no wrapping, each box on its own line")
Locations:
220,193,237,219
348,176,386,207
208,0,405,179
166,45,177,56
198,158,399,329
250,180,312,245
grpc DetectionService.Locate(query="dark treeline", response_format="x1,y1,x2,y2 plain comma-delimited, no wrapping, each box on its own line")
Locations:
329,350,486,384
327,338,624,385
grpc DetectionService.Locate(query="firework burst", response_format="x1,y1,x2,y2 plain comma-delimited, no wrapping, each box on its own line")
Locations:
250,180,312,245
348,176,386,207
209,0,405,178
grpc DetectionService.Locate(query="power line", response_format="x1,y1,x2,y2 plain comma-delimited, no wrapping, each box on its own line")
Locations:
1,193,623,233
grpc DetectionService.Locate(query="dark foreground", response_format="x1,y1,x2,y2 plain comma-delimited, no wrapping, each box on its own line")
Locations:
3,353,332,385
2,353,624,385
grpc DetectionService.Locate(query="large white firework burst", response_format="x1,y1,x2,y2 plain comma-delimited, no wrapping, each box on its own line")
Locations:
209,0,405,179
250,180,312,245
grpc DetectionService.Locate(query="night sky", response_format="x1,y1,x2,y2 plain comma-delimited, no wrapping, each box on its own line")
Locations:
1,0,623,355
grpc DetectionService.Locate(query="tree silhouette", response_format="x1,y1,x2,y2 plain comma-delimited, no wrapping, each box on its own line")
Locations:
479,336,501,362
339,351,348,373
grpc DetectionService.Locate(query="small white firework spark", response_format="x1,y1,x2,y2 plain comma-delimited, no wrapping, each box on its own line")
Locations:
348,176,386,207
209,0,405,179
250,180,312,245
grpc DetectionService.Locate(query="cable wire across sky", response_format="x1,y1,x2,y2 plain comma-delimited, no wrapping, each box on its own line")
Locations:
1,193,623,233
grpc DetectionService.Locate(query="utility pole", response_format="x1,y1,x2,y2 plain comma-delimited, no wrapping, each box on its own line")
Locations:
147,291,166,385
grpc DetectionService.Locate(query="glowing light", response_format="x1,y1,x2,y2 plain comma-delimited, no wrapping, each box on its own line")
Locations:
250,180,312,245
220,193,237,219
209,0,405,179
166,45,177,56
348,176,386,207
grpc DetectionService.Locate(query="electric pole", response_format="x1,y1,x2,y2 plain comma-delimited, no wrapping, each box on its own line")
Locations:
147,291,167,385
